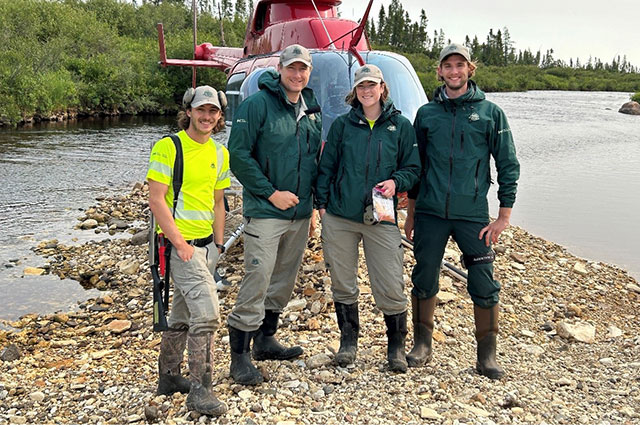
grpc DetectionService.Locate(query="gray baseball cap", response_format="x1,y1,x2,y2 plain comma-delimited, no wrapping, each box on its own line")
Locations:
353,64,384,88
439,43,471,63
184,85,222,109
279,44,312,67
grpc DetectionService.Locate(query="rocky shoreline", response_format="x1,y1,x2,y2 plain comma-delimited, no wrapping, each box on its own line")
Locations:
1,184,639,424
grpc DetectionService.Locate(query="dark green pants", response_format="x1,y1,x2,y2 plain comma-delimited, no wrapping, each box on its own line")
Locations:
411,213,500,308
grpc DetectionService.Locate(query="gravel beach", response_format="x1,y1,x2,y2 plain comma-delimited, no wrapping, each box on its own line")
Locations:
1,183,639,424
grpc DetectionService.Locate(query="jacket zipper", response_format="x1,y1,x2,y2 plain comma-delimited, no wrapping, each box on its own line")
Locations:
474,159,481,202
460,130,465,152
445,107,456,219
293,119,302,219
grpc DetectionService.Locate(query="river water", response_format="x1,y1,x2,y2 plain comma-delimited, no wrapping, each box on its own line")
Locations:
0,91,638,322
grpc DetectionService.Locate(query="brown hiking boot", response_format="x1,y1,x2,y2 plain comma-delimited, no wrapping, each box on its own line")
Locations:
406,295,437,367
157,328,191,395
186,333,227,416
474,304,505,380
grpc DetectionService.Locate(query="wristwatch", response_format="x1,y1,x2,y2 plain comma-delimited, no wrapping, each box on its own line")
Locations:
215,243,225,253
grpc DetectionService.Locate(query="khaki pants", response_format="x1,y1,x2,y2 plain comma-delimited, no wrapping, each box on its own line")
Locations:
321,212,407,315
227,217,310,331
168,241,221,335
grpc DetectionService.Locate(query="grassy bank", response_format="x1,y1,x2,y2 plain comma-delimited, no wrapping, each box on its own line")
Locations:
1,0,639,125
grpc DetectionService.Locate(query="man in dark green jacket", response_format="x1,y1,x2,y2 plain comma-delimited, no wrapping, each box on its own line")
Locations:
227,44,322,385
404,43,520,379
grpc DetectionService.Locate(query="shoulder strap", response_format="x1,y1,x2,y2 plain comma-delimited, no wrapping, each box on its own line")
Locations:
213,139,224,179
166,134,183,217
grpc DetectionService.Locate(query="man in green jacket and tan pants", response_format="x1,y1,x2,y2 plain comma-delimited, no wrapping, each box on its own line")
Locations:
404,43,520,379
227,44,322,385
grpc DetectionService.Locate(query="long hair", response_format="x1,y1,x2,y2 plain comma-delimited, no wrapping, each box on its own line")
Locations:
437,60,477,81
344,82,390,107
177,110,226,133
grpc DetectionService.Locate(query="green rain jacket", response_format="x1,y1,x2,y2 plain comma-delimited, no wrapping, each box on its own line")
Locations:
229,69,322,220
316,99,420,223
409,80,520,222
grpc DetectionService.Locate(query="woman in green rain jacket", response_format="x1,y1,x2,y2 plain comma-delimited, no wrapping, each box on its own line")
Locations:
316,64,420,373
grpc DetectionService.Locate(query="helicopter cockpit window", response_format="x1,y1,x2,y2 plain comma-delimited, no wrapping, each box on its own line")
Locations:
307,51,354,141
253,3,268,33
225,72,246,126
362,52,429,123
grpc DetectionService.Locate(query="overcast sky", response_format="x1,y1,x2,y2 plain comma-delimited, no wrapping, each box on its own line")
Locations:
340,0,640,67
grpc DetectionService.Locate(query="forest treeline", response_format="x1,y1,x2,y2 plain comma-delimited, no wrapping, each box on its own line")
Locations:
1,0,639,125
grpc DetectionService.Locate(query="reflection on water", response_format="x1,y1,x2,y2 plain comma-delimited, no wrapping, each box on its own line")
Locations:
0,115,177,322
485,91,640,280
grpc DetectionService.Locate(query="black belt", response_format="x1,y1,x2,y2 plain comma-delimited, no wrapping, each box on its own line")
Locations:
186,234,213,247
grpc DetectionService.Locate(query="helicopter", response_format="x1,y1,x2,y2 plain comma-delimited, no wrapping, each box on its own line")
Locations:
157,0,428,139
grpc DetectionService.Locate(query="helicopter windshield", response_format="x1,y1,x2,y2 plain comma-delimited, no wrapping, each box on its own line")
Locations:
233,50,428,141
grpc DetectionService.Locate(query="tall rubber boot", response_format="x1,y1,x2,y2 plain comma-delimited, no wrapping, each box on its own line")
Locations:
186,333,227,416
157,328,192,395
334,301,359,367
252,310,303,361
406,295,437,367
228,326,263,385
474,304,505,380
383,311,408,373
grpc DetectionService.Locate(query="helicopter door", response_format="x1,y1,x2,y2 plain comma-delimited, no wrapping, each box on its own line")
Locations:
225,71,247,126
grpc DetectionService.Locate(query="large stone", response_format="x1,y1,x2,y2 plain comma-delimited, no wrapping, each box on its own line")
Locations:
117,259,139,275
108,218,129,229
29,391,45,402
436,291,457,304
572,262,588,276
626,284,640,294
286,298,307,312
130,229,149,246
307,353,332,369
24,267,45,275
107,319,131,334
420,407,442,420
80,219,99,229
0,344,22,362
606,325,623,338
556,321,596,343
619,101,640,115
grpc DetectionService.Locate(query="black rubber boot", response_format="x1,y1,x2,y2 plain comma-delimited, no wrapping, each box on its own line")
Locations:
406,295,437,367
474,304,505,380
157,328,191,395
228,326,263,385
383,311,408,373
334,301,359,367
185,333,227,416
252,310,303,361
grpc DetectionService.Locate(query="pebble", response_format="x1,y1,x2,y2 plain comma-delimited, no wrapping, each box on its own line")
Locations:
572,261,588,275
420,407,442,420
307,353,332,369
29,391,45,402
2,184,637,425
606,325,623,338
23,266,45,275
144,405,159,421
238,390,252,400
80,219,98,229
286,298,307,312
556,321,596,343
0,344,22,362
106,319,131,334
